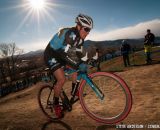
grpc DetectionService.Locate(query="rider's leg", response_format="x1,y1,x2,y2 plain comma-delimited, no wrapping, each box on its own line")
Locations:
71,72,80,96
71,72,77,95
53,67,66,103
53,68,65,118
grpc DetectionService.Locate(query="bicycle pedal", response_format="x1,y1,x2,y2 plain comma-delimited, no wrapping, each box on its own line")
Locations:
67,105,72,111
70,97,74,104
63,103,72,111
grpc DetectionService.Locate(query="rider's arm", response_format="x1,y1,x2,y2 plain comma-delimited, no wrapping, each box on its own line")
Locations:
63,29,76,53
81,52,88,61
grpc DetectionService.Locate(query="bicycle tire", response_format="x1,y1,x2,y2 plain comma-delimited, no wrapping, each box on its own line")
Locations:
38,84,58,120
79,71,132,124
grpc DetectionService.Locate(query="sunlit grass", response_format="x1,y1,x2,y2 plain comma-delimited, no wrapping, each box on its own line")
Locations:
100,46,160,72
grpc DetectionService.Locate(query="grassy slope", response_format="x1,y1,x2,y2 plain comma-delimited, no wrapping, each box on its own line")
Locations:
98,46,160,72
0,46,160,130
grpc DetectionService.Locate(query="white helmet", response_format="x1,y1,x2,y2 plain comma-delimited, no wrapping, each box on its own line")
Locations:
75,14,93,29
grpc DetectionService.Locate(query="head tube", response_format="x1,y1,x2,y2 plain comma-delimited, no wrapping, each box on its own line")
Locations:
78,63,88,73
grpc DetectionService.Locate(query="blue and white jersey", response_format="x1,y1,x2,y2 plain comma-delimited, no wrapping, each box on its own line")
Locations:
44,27,85,70
49,27,84,51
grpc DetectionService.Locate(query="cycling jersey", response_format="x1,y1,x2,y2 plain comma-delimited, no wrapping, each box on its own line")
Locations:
50,27,84,50
44,27,84,71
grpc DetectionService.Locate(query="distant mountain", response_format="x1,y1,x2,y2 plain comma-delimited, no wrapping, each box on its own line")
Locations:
84,39,144,49
21,49,44,57
19,37,160,58
155,37,160,43
84,37,160,52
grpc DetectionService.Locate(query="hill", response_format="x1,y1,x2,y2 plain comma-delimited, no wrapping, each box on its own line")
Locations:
0,47,160,129
84,36,160,49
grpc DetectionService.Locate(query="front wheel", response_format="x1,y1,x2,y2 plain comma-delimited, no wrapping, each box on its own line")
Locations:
79,72,132,124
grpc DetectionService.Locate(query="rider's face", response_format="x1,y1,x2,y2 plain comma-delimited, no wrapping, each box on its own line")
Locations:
79,26,91,39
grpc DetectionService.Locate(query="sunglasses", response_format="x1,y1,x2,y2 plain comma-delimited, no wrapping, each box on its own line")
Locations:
83,27,91,33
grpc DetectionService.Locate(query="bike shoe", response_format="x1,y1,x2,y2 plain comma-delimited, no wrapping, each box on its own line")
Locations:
54,105,64,119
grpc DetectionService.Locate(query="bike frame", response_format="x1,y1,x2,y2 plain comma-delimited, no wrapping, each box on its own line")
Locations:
65,64,104,100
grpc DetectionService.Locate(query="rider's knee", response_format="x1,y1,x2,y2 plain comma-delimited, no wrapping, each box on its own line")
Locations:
56,78,66,87
72,72,78,80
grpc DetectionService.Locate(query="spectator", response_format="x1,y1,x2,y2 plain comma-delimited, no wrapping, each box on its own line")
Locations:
120,40,131,67
144,29,155,64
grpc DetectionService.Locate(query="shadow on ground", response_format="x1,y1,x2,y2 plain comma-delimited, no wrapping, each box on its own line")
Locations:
41,120,72,130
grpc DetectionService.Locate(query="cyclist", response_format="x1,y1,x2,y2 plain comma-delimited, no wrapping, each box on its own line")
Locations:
44,14,93,118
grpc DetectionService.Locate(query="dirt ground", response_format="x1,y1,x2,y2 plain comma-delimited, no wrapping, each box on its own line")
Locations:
0,63,160,130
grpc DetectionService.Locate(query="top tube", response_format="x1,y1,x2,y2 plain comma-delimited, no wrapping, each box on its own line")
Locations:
64,63,88,81
64,63,88,74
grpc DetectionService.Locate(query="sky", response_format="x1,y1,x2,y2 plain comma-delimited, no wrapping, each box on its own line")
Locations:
0,0,160,52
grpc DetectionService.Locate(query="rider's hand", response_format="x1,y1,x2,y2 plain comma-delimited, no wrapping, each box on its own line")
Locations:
81,52,88,62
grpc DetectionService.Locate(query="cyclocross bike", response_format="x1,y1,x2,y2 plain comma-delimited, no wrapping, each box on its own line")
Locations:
38,63,132,124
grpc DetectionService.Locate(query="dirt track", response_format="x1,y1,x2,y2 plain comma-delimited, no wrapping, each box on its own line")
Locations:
0,64,160,130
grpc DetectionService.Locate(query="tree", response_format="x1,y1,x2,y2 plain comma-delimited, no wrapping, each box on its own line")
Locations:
0,43,23,83
0,60,6,84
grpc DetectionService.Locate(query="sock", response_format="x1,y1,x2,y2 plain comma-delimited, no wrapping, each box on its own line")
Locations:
71,81,80,96
71,83,76,95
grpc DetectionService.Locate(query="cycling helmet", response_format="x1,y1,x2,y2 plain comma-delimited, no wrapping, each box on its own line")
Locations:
75,14,93,29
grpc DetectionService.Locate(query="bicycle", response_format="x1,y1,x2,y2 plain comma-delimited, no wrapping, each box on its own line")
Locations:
38,63,132,124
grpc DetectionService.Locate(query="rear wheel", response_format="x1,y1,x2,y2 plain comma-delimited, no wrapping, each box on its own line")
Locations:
79,72,132,124
38,84,58,120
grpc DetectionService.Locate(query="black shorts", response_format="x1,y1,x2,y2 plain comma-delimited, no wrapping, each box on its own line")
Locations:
44,44,81,72
44,44,66,72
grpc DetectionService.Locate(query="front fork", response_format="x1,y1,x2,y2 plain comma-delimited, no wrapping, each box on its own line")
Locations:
84,75,104,100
